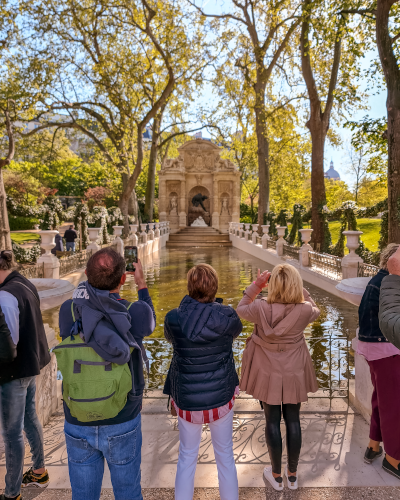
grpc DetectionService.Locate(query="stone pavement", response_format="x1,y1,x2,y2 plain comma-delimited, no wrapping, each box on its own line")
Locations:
1,393,400,498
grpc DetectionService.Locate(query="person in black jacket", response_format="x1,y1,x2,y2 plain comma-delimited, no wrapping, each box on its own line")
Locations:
0,250,50,500
64,224,78,252
163,263,242,500
357,243,400,479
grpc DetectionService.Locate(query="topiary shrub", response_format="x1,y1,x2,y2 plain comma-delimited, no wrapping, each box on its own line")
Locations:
9,216,40,231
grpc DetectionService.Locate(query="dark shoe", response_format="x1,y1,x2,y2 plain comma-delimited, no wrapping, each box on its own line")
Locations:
0,494,22,500
364,446,383,464
382,456,400,480
21,468,50,488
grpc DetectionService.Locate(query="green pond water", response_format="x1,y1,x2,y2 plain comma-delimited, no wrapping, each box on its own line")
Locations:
42,247,358,391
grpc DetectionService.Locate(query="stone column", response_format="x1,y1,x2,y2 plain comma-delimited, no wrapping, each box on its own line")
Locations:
276,226,287,256
148,223,155,241
37,230,60,279
129,224,138,246
159,179,167,222
342,231,363,279
155,222,160,238
112,226,125,257
140,223,147,245
299,229,313,267
239,223,244,238
211,179,220,230
252,224,259,244
87,227,101,254
261,225,270,249
232,174,240,223
179,180,187,227
244,223,251,240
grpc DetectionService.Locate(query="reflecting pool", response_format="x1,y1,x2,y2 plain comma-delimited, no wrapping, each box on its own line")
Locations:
42,247,358,392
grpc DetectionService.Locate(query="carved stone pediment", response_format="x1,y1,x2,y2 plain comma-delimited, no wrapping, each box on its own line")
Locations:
162,139,238,173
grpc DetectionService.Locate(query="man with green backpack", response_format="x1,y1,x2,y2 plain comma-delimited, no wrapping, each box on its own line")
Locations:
56,248,155,500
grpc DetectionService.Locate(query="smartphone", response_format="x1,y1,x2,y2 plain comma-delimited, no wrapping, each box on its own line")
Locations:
124,246,138,272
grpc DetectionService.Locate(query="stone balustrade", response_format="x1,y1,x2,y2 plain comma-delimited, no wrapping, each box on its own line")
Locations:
229,225,365,294
37,224,169,280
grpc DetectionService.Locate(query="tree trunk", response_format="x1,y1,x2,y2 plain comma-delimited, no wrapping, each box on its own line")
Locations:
308,123,327,250
119,127,144,236
0,169,11,250
143,116,161,222
376,0,400,243
255,89,270,226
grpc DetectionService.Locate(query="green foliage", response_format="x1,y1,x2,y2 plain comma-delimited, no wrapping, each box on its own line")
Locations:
40,196,64,230
11,241,41,264
10,232,40,244
330,201,358,257
240,203,257,223
345,117,388,181
287,204,305,245
72,202,90,249
266,212,277,238
276,209,290,238
9,216,40,231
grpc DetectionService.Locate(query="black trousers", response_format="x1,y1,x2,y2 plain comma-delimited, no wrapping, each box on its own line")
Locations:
262,402,302,474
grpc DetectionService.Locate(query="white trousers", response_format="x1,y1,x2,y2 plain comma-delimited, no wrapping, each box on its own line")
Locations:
175,409,239,500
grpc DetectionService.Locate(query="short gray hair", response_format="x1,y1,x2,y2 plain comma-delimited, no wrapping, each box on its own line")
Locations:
380,243,400,270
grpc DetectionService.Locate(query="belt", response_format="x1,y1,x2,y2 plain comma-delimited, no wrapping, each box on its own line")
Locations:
251,334,305,353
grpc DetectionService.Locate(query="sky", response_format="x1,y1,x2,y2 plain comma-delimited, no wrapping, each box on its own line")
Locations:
192,0,387,191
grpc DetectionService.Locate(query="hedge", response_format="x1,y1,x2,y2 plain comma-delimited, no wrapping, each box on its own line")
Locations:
9,216,40,231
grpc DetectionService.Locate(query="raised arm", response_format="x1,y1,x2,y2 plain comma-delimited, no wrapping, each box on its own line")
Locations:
303,288,320,322
237,283,264,324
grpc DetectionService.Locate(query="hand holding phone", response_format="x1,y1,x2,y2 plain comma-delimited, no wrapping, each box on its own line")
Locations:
124,246,138,272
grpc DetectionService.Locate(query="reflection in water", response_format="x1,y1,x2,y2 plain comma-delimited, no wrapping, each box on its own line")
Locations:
41,247,358,392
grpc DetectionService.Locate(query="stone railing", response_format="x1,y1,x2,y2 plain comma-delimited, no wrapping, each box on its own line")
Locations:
34,222,170,280
228,222,365,298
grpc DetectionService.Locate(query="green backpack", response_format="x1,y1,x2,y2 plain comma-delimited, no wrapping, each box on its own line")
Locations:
53,303,133,423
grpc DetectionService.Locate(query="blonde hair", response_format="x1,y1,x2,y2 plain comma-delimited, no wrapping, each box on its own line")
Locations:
380,243,399,270
267,264,304,304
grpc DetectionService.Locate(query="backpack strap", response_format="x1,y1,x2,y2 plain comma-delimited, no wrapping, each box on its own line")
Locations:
127,302,132,311
71,301,76,322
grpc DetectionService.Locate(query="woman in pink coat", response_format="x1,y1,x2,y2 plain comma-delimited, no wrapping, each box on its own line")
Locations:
237,264,320,491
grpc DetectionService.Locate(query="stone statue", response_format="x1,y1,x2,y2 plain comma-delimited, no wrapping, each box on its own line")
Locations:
192,193,208,212
170,196,178,215
191,216,208,227
220,197,229,215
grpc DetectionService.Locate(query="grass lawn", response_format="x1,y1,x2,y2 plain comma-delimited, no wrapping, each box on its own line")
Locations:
329,218,381,252
11,232,41,245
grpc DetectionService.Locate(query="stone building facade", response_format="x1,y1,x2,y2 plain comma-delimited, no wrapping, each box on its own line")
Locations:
159,139,241,233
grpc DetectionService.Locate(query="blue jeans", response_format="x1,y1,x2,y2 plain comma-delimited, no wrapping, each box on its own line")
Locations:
0,376,45,497
66,242,75,252
64,414,143,500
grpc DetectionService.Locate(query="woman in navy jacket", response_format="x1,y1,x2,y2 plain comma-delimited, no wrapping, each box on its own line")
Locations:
163,263,242,500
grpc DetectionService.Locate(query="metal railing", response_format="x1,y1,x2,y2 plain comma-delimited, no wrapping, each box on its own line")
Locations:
59,250,93,277
309,251,342,280
358,262,379,278
283,244,300,260
19,263,44,279
306,335,350,412
266,239,276,250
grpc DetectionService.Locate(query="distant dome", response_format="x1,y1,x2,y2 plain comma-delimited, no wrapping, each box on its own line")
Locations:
324,160,340,180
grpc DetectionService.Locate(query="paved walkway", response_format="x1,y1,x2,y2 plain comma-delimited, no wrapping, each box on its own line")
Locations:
1,394,400,498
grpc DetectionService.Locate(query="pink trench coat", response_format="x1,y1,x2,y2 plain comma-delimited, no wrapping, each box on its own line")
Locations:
237,283,320,405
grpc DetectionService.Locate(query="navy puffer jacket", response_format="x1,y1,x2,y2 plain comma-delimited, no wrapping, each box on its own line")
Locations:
163,296,243,411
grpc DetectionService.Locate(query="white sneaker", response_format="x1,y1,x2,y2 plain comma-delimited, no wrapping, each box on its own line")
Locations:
285,465,298,490
263,466,284,491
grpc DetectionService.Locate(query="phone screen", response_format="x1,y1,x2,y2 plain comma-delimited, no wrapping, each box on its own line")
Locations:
124,246,138,272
